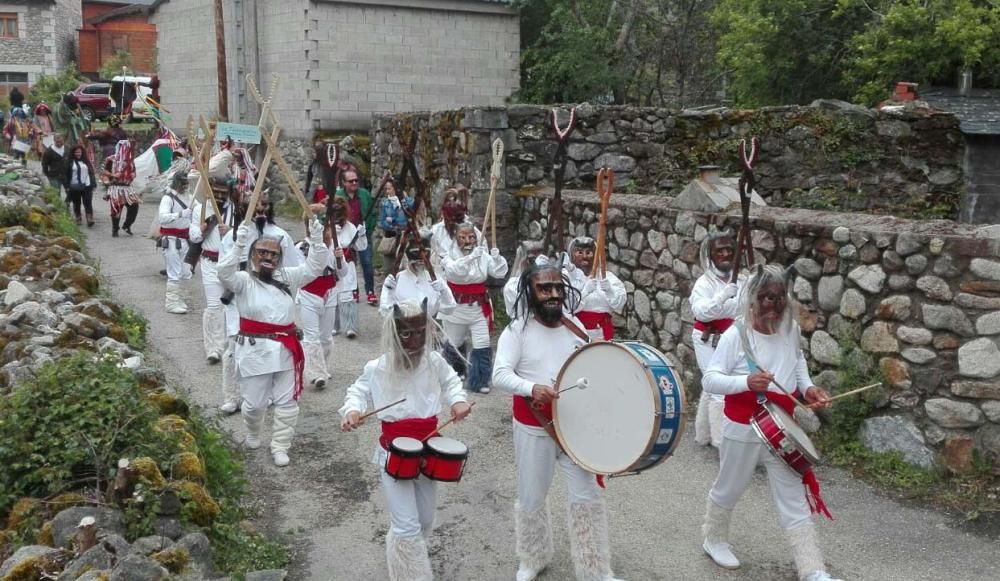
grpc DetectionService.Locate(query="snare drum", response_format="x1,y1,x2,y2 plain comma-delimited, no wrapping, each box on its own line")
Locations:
385,437,424,480
553,341,686,475
421,437,468,482
750,402,820,477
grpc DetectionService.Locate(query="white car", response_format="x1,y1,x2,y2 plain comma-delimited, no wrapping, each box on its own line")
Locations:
111,74,156,122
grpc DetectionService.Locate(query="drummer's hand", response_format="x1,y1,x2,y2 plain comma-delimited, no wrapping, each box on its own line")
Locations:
450,402,472,422
747,370,774,393
804,386,832,409
531,384,559,405
340,411,362,432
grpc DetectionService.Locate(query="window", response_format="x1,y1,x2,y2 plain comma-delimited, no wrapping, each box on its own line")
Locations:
0,13,17,39
0,72,27,84
83,84,110,95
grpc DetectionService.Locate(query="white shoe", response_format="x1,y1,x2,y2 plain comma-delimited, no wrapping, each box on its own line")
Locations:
479,386,491,394
244,435,261,450
272,451,289,467
166,304,188,315
219,401,239,415
516,564,543,581
346,330,356,339
703,540,740,569
313,377,326,390
804,571,843,581
207,352,221,364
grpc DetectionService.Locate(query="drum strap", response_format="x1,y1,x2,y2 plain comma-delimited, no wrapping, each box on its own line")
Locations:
560,316,591,343
521,396,564,451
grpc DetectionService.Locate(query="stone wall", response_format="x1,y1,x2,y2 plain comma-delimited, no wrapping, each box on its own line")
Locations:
516,188,1000,471
0,1,81,85
371,101,965,220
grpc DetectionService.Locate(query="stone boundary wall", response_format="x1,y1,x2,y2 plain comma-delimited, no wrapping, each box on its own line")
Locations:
517,188,1000,471
371,101,964,221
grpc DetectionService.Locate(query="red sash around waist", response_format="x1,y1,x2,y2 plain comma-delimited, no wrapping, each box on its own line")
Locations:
238,318,306,400
301,273,338,298
693,318,734,334
159,227,189,239
202,250,219,262
379,417,439,450
448,282,494,332
513,394,552,427
576,311,614,340
723,390,797,424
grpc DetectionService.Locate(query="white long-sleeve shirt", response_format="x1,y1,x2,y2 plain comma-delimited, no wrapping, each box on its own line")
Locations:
702,323,814,442
188,200,236,253
340,352,468,463
565,267,627,314
158,189,193,233
218,223,328,377
332,221,368,298
442,246,509,285
379,268,456,318
690,272,740,323
492,317,587,432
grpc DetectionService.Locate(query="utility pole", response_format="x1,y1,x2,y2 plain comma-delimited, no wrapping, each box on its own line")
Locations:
214,0,229,120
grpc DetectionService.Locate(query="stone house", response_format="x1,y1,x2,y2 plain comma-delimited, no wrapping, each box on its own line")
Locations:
79,0,158,79
149,0,520,139
923,87,1000,225
0,0,82,97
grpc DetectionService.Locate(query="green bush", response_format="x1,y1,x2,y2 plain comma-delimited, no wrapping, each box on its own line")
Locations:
119,306,148,350
27,63,88,109
0,204,28,228
0,354,178,516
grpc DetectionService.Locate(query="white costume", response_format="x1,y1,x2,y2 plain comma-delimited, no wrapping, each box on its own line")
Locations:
340,352,466,580
188,198,236,362
295,230,353,389
218,219,328,465
380,268,457,319
565,263,626,341
440,239,508,392
429,221,481,271
328,222,367,336
493,316,620,581
702,319,837,581
158,187,194,314
690,270,740,448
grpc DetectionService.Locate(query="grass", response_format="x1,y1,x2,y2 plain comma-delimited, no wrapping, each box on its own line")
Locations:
90,120,154,132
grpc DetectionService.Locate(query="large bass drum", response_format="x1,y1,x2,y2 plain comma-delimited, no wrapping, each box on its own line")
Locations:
552,341,685,475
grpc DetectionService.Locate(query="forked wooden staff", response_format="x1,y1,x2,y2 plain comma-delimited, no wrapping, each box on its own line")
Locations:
590,167,614,278
244,74,312,223
730,137,759,283
185,115,222,225
241,74,283,226
482,138,504,248
543,106,577,257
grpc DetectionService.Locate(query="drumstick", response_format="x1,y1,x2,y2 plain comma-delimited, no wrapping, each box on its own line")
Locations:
808,383,881,408
558,377,590,394
757,371,812,413
423,402,476,441
357,398,407,422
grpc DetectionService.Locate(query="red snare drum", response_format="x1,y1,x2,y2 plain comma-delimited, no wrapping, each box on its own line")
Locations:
750,402,820,477
385,437,424,480
421,437,468,482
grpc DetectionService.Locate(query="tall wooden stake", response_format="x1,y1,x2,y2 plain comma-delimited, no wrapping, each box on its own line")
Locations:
214,0,229,120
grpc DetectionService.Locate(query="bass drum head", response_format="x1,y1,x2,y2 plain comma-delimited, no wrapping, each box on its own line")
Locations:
768,404,821,462
553,342,657,474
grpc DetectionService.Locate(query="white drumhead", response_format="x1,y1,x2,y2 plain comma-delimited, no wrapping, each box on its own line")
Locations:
769,405,820,460
392,437,424,453
554,342,656,474
426,437,467,455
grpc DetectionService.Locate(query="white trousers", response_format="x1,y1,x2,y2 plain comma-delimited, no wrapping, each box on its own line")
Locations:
692,332,725,447
708,437,812,531
220,336,239,406
514,422,601,512
240,369,298,454
381,470,439,538
201,259,227,358
163,238,192,284
299,298,336,384
442,304,490,349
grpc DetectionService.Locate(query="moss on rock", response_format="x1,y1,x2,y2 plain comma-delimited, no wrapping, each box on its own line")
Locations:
175,481,220,527
130,458,166,489
151,546,190,574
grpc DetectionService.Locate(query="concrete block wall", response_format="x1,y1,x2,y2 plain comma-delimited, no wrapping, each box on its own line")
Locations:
256,0,310,136
52,0,81,71
308,1,519,129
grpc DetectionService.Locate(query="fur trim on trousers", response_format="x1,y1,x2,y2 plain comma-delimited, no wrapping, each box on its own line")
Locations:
515,501,553,573
385,529,433,581
568,498,614,581
271,404,299,454
786,524,825,580
202,306,226,357
702,497,733,543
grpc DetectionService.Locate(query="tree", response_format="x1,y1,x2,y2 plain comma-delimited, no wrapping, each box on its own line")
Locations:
28,63,88,109
100,50,132,81
845,0,1000,104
